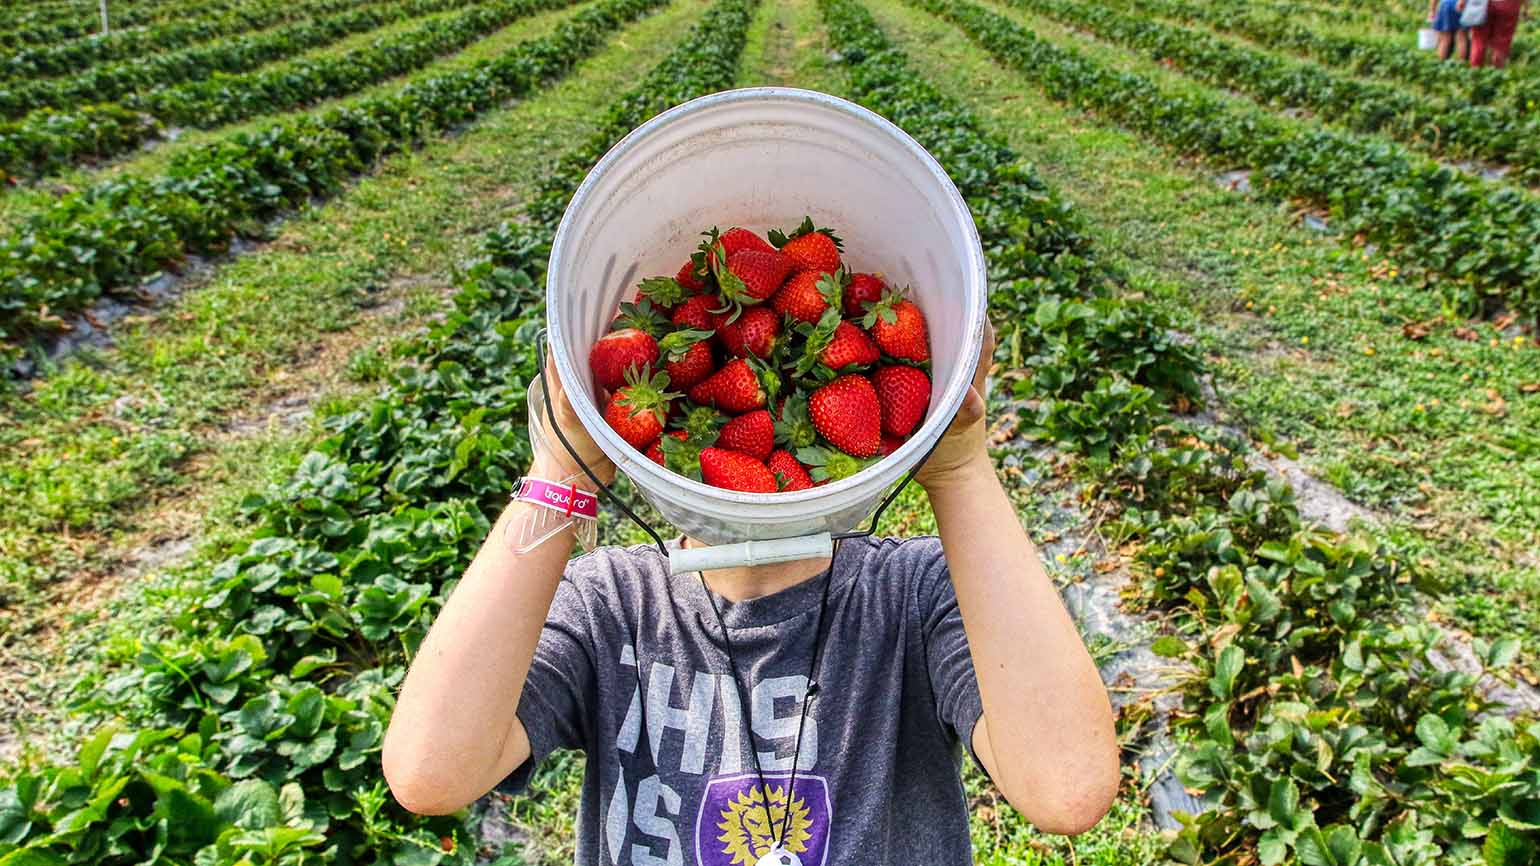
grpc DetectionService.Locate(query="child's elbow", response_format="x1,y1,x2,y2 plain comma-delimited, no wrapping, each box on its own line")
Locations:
1035,751,1121,835
383,745,475,816
1003,746,1121,836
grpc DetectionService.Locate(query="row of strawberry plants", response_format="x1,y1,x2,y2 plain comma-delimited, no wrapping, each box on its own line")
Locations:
0,0,767,861
0,0,335,51
921,0,1540,320
0,0,295,50
806,0,1203,457
1010,0,1540,187
2,0,378,79
896,0,1539,861
1123,0,1534,113
0,0,185,33
0,0,649,363
0,0,493,120
2,0,569,182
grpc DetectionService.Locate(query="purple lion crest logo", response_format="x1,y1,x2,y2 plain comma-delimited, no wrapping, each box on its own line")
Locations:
694,772,832,866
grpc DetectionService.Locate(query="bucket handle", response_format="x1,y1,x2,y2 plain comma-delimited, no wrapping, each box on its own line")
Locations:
534,333,944,570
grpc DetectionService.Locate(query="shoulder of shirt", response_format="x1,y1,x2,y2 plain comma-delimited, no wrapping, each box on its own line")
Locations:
558,543,671,609
841,535,945,585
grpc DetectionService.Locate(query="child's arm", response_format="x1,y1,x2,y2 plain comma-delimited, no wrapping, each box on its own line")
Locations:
916,325,1120,835
383,355,613,815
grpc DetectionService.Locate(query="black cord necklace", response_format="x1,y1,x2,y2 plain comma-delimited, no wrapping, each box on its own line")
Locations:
699,539,840,866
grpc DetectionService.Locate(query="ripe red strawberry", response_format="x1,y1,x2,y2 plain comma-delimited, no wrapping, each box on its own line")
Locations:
881,434,905,457
862,289,930,363
676,259,705,292
589,328,658,391
700,447,778,493
603,368,678,449
821,321,880,370
671,295,720,332
843,272,885,317
717,305,780,358
770,217,843,274
658,329,715,391
688,357,767,413
646,438,665,465
809,374,882,457
718,250,794,306
872,364,932,437
704,226,776,263
768,449,814,491
794,309,877,376
772,270,844,325
717,409,774,461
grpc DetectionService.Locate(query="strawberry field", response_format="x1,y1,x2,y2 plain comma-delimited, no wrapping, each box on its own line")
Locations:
0,0,1535,863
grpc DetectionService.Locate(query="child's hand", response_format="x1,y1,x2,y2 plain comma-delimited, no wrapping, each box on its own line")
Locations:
534,348,617,485
915,322,995,494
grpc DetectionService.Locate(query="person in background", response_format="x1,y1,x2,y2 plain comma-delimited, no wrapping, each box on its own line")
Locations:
1471,0,1528,66
1429,0,1473,60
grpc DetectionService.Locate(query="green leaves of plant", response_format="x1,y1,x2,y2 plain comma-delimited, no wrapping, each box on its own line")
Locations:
1210,644,1245,701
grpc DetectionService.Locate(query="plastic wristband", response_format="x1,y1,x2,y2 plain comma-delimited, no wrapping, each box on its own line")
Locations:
513,477,599,520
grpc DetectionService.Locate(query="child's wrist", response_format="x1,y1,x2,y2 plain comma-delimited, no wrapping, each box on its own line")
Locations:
917,452,996,497
529,450,615,486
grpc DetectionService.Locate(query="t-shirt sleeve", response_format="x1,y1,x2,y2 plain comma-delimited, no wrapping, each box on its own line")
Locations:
906,538,988,775
495,571,597,795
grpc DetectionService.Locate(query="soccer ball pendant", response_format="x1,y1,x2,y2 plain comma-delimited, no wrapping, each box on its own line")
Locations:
754,848,803,866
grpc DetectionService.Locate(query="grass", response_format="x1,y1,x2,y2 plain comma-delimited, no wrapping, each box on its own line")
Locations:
855,0,1536,659
0,0,712,624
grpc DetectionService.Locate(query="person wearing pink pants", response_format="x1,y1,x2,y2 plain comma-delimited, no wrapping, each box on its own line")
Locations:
1471,0,1528,67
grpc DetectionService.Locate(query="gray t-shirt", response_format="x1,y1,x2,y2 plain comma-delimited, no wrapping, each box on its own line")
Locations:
499,535,985,866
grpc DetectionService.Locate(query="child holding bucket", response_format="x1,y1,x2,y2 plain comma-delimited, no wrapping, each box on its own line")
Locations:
383,324,1120,863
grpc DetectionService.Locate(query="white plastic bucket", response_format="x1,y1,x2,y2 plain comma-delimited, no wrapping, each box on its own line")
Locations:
1417,27,1438,50
546,87,988,566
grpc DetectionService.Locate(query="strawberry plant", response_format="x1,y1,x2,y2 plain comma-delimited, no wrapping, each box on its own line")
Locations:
825,1,1539,861
0,0,762,860
0,0,489,121
1,0,379,77
1132,0,1540,115
917,0,1540,321
0,0,666,366
1007,0,1540,186
819,0,1201,465
1,0,586,183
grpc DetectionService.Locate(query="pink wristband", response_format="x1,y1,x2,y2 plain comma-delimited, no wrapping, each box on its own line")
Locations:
514,476,599,520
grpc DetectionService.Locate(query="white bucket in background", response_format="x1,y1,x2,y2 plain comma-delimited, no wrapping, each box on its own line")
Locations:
546,87,988,567
1418,27,1438,50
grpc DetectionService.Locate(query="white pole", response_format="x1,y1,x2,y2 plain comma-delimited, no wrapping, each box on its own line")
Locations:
99,0,109,34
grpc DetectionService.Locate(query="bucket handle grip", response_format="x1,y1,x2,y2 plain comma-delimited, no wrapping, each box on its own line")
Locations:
535,332,949,566
668,533,834,574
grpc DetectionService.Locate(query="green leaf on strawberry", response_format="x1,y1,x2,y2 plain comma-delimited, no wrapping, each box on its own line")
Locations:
774,392,817,449
637,276,692,309
795,445,876,482
613,299,668,336
660,433,706,481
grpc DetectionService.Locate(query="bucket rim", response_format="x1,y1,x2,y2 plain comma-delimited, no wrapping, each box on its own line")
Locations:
546,86,989,509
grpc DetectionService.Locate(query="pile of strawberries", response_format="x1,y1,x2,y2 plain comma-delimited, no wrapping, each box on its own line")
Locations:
586,217,933,493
